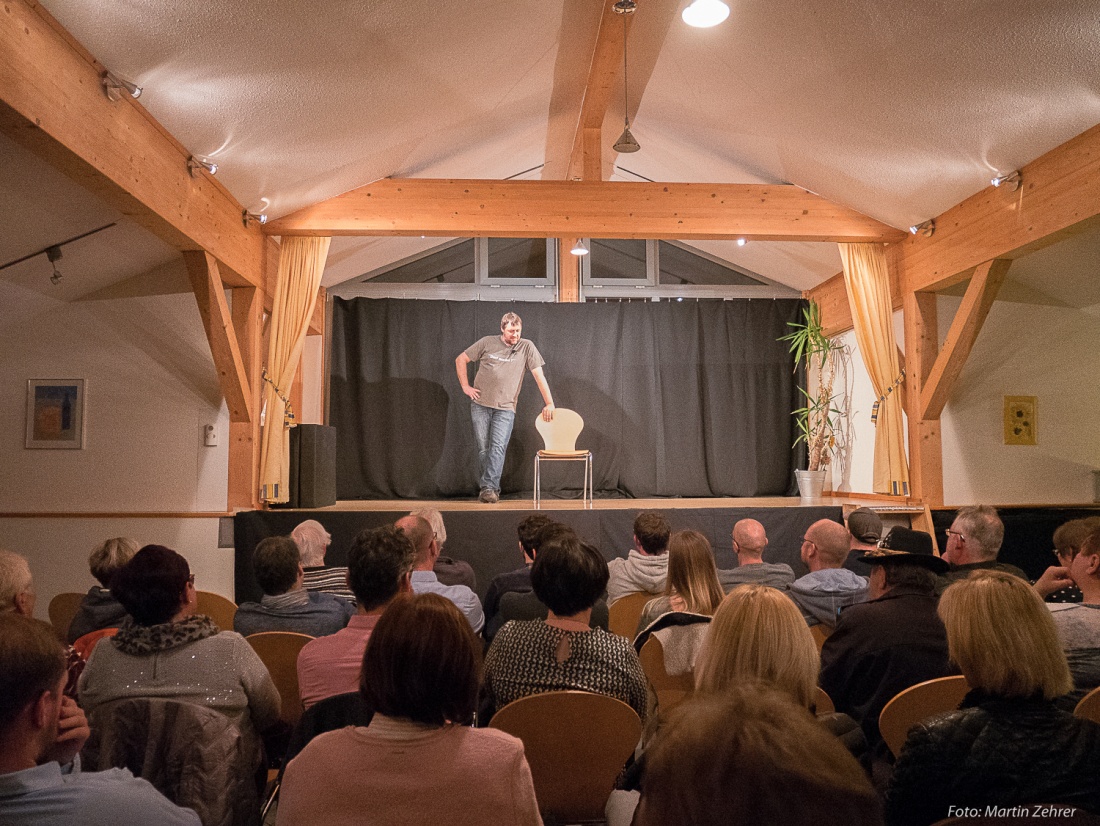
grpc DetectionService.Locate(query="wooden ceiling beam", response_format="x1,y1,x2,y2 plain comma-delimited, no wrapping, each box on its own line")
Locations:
0,0,264,289
265,179,904,242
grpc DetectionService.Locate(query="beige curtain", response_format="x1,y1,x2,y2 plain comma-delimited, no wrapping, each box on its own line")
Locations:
259,236,331,503
838,243,910,495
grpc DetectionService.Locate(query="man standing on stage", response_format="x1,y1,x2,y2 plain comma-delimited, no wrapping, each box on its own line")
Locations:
456,312,555,503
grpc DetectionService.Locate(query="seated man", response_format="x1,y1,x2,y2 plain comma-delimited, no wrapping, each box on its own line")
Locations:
292,519,354,602
0,614,200,825
607,511,671,605
297,525,415,708
411,507,477,591
234,536,353,637
68,537,139,643
717,518,794,590
1049,522,1100,709
937,504,1027,593
788,519,869,628
396,515,485,633
483,513,554,634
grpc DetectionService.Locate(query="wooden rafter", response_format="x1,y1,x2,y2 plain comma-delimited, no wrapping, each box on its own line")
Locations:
919,259,1011,421
265,179,904,242
228,286,262,510
0,0,264,289
184,251,253,424
903,290,944,505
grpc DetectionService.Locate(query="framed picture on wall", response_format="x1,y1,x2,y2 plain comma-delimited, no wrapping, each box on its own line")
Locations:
25,379,86,449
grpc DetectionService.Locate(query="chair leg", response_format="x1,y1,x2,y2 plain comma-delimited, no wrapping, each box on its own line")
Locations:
534,455,541,509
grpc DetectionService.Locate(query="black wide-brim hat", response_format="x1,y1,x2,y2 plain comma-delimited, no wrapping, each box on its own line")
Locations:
857,526,949,574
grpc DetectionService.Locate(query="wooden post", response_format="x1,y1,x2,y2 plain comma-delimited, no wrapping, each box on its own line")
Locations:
230,287,262,510
903,290,944,506
558,239,581,303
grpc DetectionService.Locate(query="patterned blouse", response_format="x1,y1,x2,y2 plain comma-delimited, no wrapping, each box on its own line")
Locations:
483,620,648,722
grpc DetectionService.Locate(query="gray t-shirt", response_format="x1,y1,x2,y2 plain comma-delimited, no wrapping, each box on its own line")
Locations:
464,335,545,411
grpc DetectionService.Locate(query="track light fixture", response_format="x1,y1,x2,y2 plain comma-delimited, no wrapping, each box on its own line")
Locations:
187,156,218,177
682,0,730,27
101,70,142,102
242,210,268,227
46,246,63,285
570,239,590,256
613,1,641,154
736,238,747,247
991,170,1021,191
909,220,935,237
613,0,637,12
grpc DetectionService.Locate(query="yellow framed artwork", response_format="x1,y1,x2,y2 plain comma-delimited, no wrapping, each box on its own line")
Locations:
1003,396,1036,446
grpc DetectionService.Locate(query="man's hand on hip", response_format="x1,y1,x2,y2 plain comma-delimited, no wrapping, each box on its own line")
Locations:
463,386,481,402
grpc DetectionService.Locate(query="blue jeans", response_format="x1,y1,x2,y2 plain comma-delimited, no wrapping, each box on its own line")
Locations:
470,403,515,493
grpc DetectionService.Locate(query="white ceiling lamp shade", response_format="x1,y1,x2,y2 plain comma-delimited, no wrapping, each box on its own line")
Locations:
570,239,590,256
682,0,730,28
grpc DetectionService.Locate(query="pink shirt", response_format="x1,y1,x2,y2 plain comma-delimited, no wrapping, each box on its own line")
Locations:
296,613,379,709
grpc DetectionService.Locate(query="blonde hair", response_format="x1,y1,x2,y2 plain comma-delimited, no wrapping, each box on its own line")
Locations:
695,585,820,709
0,550,33,615
666,530,724,616
291,520,331,567
88,537,140,588
938,571,1072,700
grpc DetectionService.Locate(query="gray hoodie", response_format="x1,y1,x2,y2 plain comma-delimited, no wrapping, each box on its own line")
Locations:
788,568,869,627
607,549,669,604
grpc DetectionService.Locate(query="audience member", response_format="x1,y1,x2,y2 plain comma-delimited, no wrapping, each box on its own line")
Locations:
0,614,200,826
844,507,881,576
788,519,869,627
820,527,954,771
293,519,355,602
482,532,647,722
637,529,725,632
397,515,485,632
0,548,36,616
483,513,554,630
607,511,671,605
297,526,416,708
716,518,795,590
1048,522,1100,709
412,507,477,591
67,537,139,643
1046,517,1100,603
234,536,354,637
278,593,541,826
78,545,280,753
631,685,881,826
937,504,1027,593
886,571,1100,825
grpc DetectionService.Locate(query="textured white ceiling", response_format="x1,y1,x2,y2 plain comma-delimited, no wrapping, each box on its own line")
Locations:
6,0,1100,294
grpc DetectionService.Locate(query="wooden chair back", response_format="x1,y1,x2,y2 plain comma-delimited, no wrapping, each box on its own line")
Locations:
1074,684,1100,725
534,407,585,454
639,636,694,715
809,622,831,650
246,631,314,728
879,675,970,757
490,690,641,824
48,592,85,636
196,590,238,632
608,591,655,640
815,686,835,714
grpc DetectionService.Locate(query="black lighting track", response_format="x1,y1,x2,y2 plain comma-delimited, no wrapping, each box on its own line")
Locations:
0,222,118,272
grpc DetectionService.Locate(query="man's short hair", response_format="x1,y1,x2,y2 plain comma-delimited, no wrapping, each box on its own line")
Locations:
111,546,191,626
500,312,522,330
531,534,608,616
953,505,1004,560
806,520,851,567
395,515,435,563
1054,517,1100,559
0,549,33,615
252,536,301,596
410,508,447,548
1080,523,1100,560
634,511,671,555
518,514,555,557
348,526,417,611
0,615,66,733
88,537,141,589
881,562,937,594
291,520,331,567
846,508,882,544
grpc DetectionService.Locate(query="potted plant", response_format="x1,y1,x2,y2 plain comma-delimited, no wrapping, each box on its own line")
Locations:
779,300,844,500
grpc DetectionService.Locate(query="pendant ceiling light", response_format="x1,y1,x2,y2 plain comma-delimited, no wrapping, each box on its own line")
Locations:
682,0,730,28
613,0,640,154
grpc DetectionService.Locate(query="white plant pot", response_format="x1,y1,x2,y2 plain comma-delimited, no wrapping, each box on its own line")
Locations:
795,469,827,503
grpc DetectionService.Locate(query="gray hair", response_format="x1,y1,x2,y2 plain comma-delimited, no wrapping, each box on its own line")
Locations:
291,519,331,567
954,505,1004,560
410,508,446,549
0,550,33,615
89,537,140,588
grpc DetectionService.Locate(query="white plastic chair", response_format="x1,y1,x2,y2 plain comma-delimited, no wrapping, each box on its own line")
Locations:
533,407,592,508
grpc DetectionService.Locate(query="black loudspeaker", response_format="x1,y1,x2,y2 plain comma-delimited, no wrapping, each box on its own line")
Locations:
289,424,337,508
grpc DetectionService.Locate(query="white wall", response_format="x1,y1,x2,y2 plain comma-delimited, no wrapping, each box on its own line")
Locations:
0,280,236,617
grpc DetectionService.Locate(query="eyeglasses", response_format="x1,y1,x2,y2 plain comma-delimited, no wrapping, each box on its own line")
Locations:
187,574,196,586
945,529,965,540
801,537,816,547
1056,546,1079,561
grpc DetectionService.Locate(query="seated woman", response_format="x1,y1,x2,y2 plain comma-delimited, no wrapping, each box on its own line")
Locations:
886,571,1100,826
77,545,280,747
636,529,725,636
67,537,139,643
482,533,647,722
277,593,541,826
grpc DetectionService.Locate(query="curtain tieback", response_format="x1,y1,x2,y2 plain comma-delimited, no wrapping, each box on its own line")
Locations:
870,368,906,425
261,366,296,428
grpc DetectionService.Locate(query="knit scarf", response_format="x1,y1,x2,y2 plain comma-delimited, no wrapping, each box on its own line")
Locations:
113,614,221,656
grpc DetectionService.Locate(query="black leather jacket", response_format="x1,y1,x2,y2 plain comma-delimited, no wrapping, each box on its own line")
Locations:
886,690,1100,826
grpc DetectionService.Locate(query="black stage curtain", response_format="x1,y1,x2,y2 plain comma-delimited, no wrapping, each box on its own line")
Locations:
329,298,806,500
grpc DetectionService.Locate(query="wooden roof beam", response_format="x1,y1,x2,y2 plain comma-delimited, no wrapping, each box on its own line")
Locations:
0,0,264,289
265,179,904,242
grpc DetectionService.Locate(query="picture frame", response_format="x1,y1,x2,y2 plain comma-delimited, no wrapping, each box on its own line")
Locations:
1003,395,1037,446
25,379,86,449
